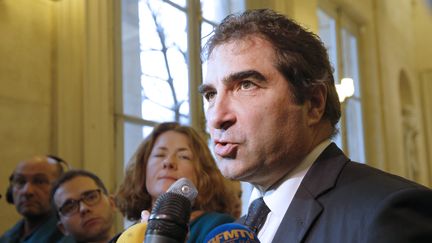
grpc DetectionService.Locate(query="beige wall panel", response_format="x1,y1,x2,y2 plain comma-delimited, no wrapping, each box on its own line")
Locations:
0,98,52,233
420,71,432,185
374,0,428,180
369,0,430,186
415,1,432,186
55,0,85,169
414,1,432,71
0,0,54,234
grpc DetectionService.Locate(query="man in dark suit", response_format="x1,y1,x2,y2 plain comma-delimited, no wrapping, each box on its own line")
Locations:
199,8,432,242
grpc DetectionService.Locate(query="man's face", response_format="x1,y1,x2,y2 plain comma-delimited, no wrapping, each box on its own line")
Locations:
201,36,314,188
11,157,59,218
54,176,115,242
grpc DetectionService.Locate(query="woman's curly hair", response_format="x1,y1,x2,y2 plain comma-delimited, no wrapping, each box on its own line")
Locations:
115,122,238,221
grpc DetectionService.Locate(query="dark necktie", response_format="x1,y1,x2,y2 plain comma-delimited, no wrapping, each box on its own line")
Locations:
244,197,270,234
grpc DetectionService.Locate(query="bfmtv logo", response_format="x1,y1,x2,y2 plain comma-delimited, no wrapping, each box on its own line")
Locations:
205,223,260,243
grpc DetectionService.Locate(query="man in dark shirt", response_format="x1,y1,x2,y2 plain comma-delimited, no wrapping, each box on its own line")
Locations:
1,155,70,243
52,170,117,243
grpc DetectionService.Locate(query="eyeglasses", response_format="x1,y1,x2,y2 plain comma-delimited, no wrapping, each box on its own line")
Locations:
58,189,102,217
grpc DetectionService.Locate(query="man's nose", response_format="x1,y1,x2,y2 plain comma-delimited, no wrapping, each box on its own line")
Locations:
79,200,91,215
207,94,236,131
21,182,36,195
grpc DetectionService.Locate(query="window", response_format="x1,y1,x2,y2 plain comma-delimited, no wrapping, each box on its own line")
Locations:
119,0,245,167
318,7,366,163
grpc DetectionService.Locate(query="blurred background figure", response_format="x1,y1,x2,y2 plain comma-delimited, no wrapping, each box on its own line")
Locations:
52,169,117,243
115,122,236,242
0,155,70,243
226,180,243,219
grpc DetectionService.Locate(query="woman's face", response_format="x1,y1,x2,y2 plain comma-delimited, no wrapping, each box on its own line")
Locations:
146,131,198,204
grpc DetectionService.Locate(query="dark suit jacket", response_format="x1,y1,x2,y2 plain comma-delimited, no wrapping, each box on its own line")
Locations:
268,143,432,243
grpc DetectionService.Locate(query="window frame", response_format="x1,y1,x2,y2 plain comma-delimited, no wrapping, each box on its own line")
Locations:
318,2,366,162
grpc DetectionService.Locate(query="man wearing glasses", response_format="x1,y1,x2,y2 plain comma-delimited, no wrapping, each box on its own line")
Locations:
1,155,69,243
51,170,117,243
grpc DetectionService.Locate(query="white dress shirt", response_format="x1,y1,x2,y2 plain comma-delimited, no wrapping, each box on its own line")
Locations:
248,139,332,243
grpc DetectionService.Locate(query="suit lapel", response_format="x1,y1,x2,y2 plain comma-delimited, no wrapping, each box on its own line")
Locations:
272,188,323,243
272,143,349,243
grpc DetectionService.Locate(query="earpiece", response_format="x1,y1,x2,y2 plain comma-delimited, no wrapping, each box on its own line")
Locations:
46,154,72,173
6,174,14,204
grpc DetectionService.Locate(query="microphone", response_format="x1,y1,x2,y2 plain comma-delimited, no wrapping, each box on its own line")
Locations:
204,223,260,243
144,178,198,243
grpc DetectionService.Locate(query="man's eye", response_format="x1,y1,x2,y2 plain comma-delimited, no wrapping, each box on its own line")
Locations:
203,91,216,101
61,200,75,211
13,178,26,186
84,191,99,201
33,178,49,185
240,80,256,90
87,193,97,200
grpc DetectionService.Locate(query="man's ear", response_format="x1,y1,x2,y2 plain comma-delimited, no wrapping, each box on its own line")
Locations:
108,195,117,209
57,221,68,235
306,83,327,126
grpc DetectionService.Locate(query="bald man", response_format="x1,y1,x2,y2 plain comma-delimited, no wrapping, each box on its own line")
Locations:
0,155,72,243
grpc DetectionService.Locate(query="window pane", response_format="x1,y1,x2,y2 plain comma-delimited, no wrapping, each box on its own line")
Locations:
124,122,153,167
317,9,339,83
138,0,189,123
345,99,365,162
318,8,365,162
318,9,343,148
201,21,214,50
341,29,361,97
201,0,245,23
169,0,186,8
341,28,365,163
122,0,142,118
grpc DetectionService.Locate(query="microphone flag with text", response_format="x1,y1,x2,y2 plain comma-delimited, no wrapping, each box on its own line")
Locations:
204,223,260,243
144,177,198,243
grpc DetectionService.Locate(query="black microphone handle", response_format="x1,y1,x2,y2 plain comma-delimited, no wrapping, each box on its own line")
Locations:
144,234,180,243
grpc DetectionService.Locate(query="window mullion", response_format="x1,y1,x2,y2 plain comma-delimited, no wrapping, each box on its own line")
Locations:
187,0,205,132
335,7,349,154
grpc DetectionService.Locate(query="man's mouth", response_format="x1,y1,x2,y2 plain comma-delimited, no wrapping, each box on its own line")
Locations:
82,217,102,228
214,142,238,158
19,200,37,207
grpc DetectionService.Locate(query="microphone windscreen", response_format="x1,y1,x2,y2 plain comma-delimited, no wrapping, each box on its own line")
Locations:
116,222,147,243
204,223,260,243
145,178,198,243
166,177,198,203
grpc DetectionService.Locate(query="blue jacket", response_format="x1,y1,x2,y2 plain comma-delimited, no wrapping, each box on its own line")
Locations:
0,213,71,243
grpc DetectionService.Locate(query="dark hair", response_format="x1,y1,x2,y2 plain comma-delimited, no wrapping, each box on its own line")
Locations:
50,169,108,211
115,122,237,221
6,155,70,204
203,9,341,130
